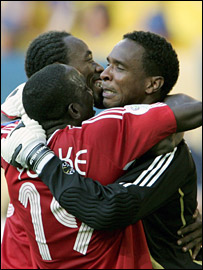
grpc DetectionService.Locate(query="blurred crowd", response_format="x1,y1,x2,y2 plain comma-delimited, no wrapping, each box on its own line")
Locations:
1,1,202,225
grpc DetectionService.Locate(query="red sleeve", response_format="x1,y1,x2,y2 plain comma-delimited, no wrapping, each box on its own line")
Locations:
84,103,177,170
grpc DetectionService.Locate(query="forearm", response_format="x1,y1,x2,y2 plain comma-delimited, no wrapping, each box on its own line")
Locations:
39,156,141,230
2,116,195,230
38,142,189,230
147,133,184,157
164,94,202,132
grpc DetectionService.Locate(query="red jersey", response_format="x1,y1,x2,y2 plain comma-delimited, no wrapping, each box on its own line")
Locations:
1,204,36,269
1,103,177,269
1,122,35,269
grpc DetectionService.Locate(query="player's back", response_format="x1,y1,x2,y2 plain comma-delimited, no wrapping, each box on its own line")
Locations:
2,104,177,268
1,203,35,269
1,121,151,269
1,121,36,269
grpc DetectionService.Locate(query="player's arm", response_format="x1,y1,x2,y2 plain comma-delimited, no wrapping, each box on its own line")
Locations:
24,140,200,231
111,94,201,165
147,93,201,156
146,132,184,156
30,150,203,259
0,117,196,230
164,94,202,132
1,117,180,229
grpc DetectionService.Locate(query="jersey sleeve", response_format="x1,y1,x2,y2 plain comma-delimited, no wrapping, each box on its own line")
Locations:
84,103,177,170
38,140,193,230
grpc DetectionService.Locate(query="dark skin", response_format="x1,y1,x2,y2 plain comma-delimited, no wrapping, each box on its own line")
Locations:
100,38,182,155
44,66,95,138
177,209,202,259
1,38,201,257
63,36,104,109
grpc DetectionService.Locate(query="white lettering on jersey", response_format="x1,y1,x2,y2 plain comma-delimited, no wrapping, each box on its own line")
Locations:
19,182,52,260
58,147,74,167
50,197,93,255
75,150,87,176
18,178,94,259
17,167,39,180
6,203,15,218
50,197,77,228
73,223,94,255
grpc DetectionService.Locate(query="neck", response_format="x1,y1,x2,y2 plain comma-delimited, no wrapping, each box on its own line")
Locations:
142,92,164,104
42,119,81,139
46,124,67,139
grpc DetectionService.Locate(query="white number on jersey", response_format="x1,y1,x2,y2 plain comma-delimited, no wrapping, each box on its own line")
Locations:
18,182,94,260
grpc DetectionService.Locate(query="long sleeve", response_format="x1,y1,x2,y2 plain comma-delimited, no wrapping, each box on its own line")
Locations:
39,140,195,230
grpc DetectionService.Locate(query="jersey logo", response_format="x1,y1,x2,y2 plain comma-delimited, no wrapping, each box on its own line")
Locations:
58,147,87,176
62,161,76,175
124,104,150,115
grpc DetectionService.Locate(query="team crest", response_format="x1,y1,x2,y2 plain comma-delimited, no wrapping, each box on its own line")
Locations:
62,161,75,175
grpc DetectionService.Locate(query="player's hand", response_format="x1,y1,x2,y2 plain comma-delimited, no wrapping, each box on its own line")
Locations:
177,208,202,259
1,114,46,168
1,83,26,119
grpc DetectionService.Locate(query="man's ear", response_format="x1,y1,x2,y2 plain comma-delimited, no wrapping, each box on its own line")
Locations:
145,76,164,94
68,103,82,119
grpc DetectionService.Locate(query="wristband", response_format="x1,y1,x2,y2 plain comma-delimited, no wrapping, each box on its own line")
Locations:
26,143,55,174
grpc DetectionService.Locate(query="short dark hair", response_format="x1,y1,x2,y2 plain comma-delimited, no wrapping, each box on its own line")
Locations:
23,64,81,124
25,31,71,78
123,31,179,98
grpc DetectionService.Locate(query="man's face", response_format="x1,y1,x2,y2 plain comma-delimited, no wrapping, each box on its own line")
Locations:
63,36,104,108
100,38,149,108
64,65,95,122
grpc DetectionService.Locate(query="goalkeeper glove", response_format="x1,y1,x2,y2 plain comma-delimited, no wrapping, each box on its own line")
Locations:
1,114,54,174
1,83,26,119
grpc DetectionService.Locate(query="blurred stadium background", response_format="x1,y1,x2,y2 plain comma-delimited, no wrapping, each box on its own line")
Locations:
1,1,202,239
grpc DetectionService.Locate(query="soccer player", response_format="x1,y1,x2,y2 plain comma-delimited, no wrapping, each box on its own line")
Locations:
1,31,202,268
1,31,104,269
1,63,201,269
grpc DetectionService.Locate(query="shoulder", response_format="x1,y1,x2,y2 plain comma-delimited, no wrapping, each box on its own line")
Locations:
82,107,126,124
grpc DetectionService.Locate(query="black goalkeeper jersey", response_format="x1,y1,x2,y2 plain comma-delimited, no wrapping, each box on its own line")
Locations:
39,140,202,269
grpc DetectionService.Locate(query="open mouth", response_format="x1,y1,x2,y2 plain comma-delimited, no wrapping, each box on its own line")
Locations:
102,88,116,98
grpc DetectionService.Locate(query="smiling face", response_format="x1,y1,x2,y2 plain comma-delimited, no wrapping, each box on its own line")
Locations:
100,39,149,108
63,36,104,108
